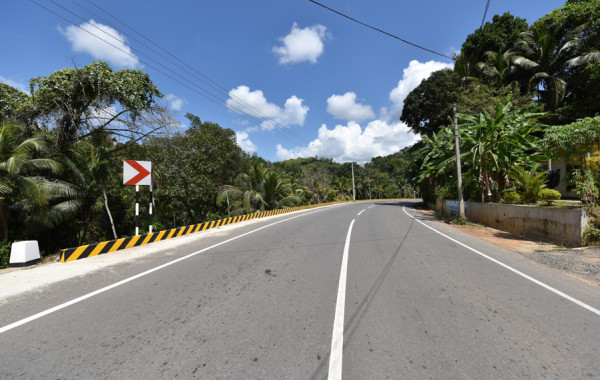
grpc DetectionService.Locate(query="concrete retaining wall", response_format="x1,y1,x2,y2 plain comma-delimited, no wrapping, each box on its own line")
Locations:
433,200,588,247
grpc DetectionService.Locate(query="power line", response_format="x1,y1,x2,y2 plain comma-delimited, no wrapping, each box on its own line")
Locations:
480,0,492,29
77,0,316,149
307,0,452,60
29,0,319,153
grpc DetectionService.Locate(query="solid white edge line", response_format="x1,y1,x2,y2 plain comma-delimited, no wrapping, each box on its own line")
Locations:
328,219,355,380
357,209,365,216
0,204,345,335
402,205,600,317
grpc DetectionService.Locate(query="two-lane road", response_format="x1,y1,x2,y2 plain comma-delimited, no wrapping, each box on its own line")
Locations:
1,201,599,379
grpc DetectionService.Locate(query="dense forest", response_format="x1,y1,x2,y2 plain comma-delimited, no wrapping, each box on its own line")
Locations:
2,0,600,265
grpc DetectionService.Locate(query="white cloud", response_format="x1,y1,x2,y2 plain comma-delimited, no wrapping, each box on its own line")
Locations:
165,94,186,111
273,23,329,64
276,120,419,164
59,19,139,68
276,59,455,163
326,92,375,121
386,59,453,122
236,131,257,153
226,85,309,130
0,76,29,94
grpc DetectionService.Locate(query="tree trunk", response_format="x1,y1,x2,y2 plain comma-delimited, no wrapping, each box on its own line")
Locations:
103,188,118,240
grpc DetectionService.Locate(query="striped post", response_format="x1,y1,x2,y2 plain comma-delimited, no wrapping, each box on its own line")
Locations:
149,182,153,233
135,184,140,236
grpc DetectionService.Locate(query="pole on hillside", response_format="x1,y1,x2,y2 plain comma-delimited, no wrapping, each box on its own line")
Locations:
135,184,140,235
351,162,356,201
453,103,465,219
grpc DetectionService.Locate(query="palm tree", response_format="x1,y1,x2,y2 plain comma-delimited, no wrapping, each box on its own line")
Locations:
333,177,353,201
71,137,119,240
512,21,600,110
453,48,480,88
262,171,302,210
217,164,302,215
478,48,517,86
0,123,68,239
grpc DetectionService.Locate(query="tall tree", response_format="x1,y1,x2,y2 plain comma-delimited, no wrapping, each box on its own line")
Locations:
27,61,168,153
0,84,28,125
400,69,461,137
461,12,529,63
513,20,600,112
147,114,247,226
538,1,600,121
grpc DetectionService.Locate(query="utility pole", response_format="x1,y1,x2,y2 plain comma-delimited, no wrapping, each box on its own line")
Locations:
453,103,465,219
351,162,356,201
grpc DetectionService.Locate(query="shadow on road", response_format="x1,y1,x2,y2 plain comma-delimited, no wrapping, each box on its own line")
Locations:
309,209,417,380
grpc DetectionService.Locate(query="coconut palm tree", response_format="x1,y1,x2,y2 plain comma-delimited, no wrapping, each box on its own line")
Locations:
333,177,353,201
512,20,600,110
478,48,517,86
0,123,72,239
217,164,302,215
453,48,480,88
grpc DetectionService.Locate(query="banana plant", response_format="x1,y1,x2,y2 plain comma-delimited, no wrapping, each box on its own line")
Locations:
457,94,547,202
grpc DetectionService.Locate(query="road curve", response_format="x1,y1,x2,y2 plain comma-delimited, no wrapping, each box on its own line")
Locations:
1,200,599,379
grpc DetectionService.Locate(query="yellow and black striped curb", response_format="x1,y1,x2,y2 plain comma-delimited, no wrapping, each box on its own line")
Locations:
59,203,335,262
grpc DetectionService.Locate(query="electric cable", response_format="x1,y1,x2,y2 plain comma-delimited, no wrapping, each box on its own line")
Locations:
76,0,315,147
29,0,317,152
480,0,492,29
307,0,452,59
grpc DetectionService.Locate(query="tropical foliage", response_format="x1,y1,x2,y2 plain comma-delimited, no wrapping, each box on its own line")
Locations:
6,1,600,262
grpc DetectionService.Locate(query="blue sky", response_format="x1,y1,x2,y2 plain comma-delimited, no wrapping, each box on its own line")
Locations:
2,0,565,163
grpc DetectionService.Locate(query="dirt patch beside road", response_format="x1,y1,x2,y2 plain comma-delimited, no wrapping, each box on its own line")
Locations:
415,207,600,286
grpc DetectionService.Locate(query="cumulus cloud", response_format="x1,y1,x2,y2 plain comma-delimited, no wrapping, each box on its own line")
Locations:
326,92,375,121
273,23,329,64
276,120,419,164
59,19,139,68
385,59,453,122
236,131,257,153
165,94,186,111
0,76,29,93
276,59,455,163
226,85,309,130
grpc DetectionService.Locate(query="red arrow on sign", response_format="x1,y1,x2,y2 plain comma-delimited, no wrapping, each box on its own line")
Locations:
124,160,151,185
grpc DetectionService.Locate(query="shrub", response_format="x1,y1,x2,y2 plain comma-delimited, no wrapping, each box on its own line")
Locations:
538,189,561,205
568,169,599,205
453,215,468,225
510,163,547,203
503,191,521,204
583,226,600,246
0,240,13,269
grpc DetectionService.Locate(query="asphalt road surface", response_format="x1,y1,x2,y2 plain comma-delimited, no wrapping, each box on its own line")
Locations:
1,200,599,379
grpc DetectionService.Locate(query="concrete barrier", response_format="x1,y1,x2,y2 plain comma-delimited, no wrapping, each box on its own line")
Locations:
433,200,588,247
10,241,41,267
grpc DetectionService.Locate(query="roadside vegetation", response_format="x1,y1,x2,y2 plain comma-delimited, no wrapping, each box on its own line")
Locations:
2,1,600,267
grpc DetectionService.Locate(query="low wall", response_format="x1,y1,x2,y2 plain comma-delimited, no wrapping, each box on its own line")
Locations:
433,200,588,247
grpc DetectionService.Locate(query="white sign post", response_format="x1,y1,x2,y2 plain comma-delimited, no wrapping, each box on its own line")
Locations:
123,161,153,235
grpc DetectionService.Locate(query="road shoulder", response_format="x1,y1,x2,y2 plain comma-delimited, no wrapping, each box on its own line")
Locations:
412,205,600,287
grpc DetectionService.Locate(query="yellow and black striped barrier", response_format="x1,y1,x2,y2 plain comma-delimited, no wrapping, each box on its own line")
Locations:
59,204,328,262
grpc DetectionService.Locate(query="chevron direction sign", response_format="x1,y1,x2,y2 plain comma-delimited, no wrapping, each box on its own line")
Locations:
123,160,152,186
